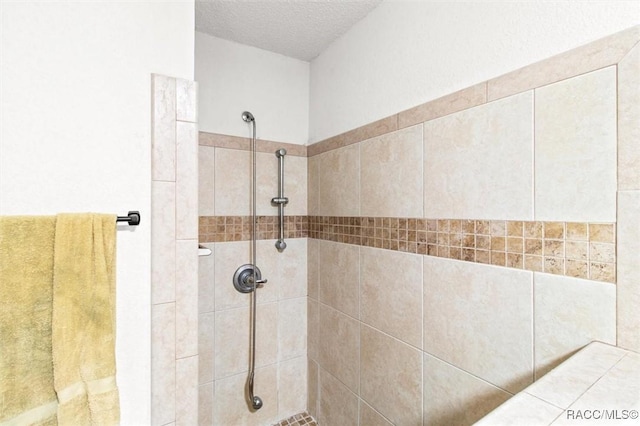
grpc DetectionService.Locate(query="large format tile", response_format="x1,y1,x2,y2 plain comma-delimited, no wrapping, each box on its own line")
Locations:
476,393,563,426
534,273,616,378
198,242,215,313
534,67,617,222
307,238,319,300
152,74,176,181
423,257,533,393
151,181,176,304
278,356,307,419
423,92,534,220
360,125,423,217
307,359,319,419
214,241,252,310
176,121,198,239
214,365,278,426
318,304,360,393
281,154,307,216
317,144,360,217
176,78,197,123
258,238,307,300
176,355,198,426
319,241,359,318
198,383,214,426
617,191,640,352
360,324,422,426
525,342,626,409
307,155,320,216
318,368,358,426
151,303,175,425
618,44,640,190
176,239,198,358
278,297,307,361
199,312,215,384
307,298,319,362
359,400,392,426
360,247,422,348
214,148,251,216
423,353,512,426
199,145,215,216
214,303,278,379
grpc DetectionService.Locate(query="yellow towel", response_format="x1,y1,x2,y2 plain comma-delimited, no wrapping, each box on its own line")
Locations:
0,216,58,425
52,214,120,425
0,213,120,426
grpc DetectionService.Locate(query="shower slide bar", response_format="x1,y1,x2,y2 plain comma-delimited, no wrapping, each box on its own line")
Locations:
272,149,288,251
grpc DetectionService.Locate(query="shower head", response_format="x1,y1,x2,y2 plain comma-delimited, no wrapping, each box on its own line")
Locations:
242,111,255,122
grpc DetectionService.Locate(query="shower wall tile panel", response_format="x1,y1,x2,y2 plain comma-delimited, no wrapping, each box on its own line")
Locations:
359,400,392,426
151,74,199,424
423,91,534,220
278,356,308,419
307,155,320,216
198,242,215,313
318,304,360,393
534,274,616,379
360,324,423,426
278,297,307,361
307,238,319,300
360,124,423,217
359,246,423,348
198,146,215,217
316,143,360,217
617,191,640,352
258,238,307,300
423,352,512,426
198,383,214,426
423,257,534,393
307,359,319,419
318,240,360,319
534,67,617,222
318,367,359,426
214,148,251,216
618,44,640,191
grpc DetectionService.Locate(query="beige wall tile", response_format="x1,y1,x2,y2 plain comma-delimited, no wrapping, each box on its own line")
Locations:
307,359,319,419
360,324,422,426
283,154,308,216
423,257,533,393
214,365,278,426
360,247,422,348
307,155,320,216
278,297,307,361
255,151,279,217
151,303,175,425
199,311,214,365
318,368,358,426
319,241,360,318
199,146,215,216
151,181,176,304
307,239,319,300
618,44,640,190
359,400,392,426
214,148,251,216
214,241,252,310
534,67,617,222
486,26,640,101
258,238,307,300
534,273,616,378
525,342,626,409
176,78,197,123
214,303,278,379
308,298,319,362
317,144,360,217
198,242,215,313
278,356,307,419
152,74,176,181
199,383,214,426
475,392,563,426
176,121,198,239
424,92,534,220
176,355,199,426
398,83,487,129
360,125,423,217
423,352,512,426
199,349,214,385
318,304,359,393
617,191,640,352
176,240,198,358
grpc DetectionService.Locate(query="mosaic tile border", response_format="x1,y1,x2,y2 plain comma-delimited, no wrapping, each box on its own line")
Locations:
271,411,317,426
199,215,616,284
198,215,308,242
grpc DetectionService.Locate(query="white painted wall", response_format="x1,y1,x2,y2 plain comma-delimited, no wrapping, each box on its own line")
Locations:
196,32,309,144
309,0,640,143
0,2,194,424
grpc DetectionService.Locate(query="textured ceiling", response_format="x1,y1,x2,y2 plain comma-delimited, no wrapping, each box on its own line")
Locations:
195,0,383,61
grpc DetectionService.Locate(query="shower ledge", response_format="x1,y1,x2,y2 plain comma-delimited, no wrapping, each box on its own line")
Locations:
476,342,640,425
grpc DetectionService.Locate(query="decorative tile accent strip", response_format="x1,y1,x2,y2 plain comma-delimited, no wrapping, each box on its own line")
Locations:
199,215,616,283
199,131,308,157
272,411,317,426
198,215,309,242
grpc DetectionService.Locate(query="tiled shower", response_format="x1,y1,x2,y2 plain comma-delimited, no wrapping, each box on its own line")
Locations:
150,26,639,426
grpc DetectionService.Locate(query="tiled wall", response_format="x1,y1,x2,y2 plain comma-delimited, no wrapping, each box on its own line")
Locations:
151,74,199,425
197,133,309,425
307,27,639,425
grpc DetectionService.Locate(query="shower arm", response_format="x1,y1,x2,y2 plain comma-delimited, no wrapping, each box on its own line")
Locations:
272,149,288,251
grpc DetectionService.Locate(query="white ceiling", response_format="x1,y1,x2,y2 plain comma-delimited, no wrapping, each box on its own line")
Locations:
195,0,383,62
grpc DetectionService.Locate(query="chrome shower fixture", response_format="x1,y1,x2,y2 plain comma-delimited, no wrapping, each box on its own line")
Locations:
242,111,255,122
